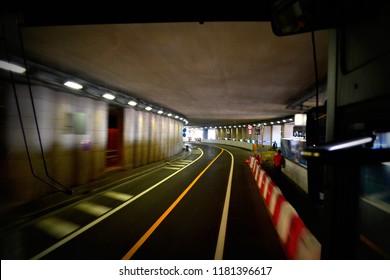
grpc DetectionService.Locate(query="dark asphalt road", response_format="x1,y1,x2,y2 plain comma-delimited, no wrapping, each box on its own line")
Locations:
0,144,286,260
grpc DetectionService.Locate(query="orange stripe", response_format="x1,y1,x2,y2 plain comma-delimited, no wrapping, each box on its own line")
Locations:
121,149,224,259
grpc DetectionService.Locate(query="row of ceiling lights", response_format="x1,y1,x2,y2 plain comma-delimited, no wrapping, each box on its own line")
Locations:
63,80,188,124
1,58,189,124
201,118,295,130
2,58,299,128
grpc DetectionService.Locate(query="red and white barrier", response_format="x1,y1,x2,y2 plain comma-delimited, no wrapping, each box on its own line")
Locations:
254,163,261,181
265,181,276,206
260,173,271,197
268,186,283,216
246,156,321,260
257,168,265,189
249,156,256,169
276,202,298,244
272,194,287,226
294,227,322,260
262,176,272,200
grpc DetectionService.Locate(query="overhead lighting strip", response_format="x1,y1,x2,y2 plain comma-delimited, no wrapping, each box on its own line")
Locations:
16,57,188,124
0,60,26,74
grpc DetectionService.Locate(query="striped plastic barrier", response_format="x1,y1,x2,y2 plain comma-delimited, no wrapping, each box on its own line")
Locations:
265,181,276,206
285,215,306,259
272,194,287,226
251,159,258,174
294,227,321,260
268,186,283,216
260,174,271,199
254,163,261,181
247,156,321,259
249,156,256,169
276,202,298,244
257,168,265,189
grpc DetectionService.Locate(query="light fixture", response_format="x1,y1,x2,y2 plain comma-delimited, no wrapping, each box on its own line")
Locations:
157,110,163,114
128,100,137,106
145,106,152,111
167,113,172,117
327,137,373,151
103,93,115,100
0,60,26,74
64,81,83,90
294,114,307,126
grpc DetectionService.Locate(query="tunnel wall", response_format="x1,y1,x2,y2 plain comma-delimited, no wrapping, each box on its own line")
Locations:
2,83,183,208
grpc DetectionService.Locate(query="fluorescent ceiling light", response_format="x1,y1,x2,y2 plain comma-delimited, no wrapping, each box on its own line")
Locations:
128,100,137,106
0,60,26,73
64,81,83,90
328,137,373,151
157,110,163,114
145,106,152,111
103,93,115,100
167,113,172,117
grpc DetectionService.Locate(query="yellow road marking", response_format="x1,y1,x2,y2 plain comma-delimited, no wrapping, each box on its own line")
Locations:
122,149,225,260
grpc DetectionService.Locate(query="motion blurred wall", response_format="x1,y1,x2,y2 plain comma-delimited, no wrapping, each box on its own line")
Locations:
2,83,183,209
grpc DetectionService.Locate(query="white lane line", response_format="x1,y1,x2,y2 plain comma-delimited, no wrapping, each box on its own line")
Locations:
31,148,204,260
34,217,80,239
167,164,187,168
176,160,192,163
163,167,182,170
214,147,234,260
74,202,111,217
103,191,133,202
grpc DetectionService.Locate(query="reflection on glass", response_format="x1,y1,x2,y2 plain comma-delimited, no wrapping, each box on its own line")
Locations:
281,138,307,167
361,132,390,206
359,131,390,259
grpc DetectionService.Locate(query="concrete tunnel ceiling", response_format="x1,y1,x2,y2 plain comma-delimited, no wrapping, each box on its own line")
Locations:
19,20,328,127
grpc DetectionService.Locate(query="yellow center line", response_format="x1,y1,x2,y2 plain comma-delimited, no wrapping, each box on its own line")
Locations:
122,148,225,260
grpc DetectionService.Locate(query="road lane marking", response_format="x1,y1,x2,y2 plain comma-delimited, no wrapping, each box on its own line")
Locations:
74,202,111,216
163,160,193,170
31,148,204,260
163,166,182,170
168,164,187,168
122,149,225,260
34,217,80,239
175,160,192,163
214,147,234,260
103,191,133,201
